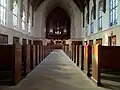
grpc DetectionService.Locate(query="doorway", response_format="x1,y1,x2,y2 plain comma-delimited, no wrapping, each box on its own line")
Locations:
108,35,116,46
84,41,87,45
22,39,27,45
13,37,19,45
89,40,93,46
96,38,102,45
0,34,8,44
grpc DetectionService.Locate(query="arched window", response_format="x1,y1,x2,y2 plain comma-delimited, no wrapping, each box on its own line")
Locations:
28,17,31,33
13,0,18,30
98,0,103,30
22,6,26,30
0,0,7,25
90,7,94,34
85,13,89,36
85,25,88,36
109,0,118,26
28,6,32,33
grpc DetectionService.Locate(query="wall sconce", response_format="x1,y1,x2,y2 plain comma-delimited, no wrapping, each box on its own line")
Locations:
63,28,67,33
49,28,53,33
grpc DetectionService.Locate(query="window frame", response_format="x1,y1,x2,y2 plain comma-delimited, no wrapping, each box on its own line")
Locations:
90,7,94,34
0,0,7,26
98,0,103,31
13,0,18,30
22,8,26,30
109,0,118,26
28,18,31,33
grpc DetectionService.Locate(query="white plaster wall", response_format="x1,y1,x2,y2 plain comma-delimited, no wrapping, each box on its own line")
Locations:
34,0,81,39
0,25,33,44
82,0,120,46
0,0,82,44
0,0,34,44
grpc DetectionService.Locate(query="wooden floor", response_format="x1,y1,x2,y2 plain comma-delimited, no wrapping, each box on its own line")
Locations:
0,50,109,90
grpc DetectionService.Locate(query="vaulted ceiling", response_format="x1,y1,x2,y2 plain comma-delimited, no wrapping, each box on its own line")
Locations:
31,0,89,12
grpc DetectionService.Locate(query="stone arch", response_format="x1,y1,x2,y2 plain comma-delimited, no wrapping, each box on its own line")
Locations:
46,7,71,39
34,0,81,39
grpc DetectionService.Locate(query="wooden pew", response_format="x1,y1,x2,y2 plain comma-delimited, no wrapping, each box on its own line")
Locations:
64,44,70,57
75,45,78,65
22,45,30,77
91,44,103,85
83,45,92,77
39,45,43,61
91,44,120,86
77,45,79,66
74,45,76,63
72,41,83,65
71,45,74,61
30,45,36,70
80,45,84,70
35,45,39,66
33,40,43,62
0,44,22,85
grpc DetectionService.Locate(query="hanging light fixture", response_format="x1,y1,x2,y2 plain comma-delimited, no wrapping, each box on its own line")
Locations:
63,28,67,33
63,20,67,34
55,31,61,35
49,20,53,34
55,21,61,35
49,28,53,33
57,26,60,30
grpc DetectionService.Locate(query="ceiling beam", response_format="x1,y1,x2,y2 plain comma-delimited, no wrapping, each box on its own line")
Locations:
77,0,84,12
31,0,87,12
73,0,82,12
35,0,44,10
31,0,44,10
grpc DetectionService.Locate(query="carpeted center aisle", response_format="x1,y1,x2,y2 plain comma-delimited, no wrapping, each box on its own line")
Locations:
1,50,110,90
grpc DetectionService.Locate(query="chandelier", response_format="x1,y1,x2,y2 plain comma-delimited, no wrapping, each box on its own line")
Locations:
55,21,61,35
49,28,53,33
55,30,61,35
63,28,67,33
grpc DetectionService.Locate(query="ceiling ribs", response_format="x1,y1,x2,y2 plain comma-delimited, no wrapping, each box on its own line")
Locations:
31,0,87,12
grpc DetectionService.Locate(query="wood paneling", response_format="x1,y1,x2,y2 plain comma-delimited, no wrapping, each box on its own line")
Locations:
22,39,27,45
35,45,40,65
22,45,30,76
0,45,22,85
14,45,22,84
13,37,19,45
33,40,43,45
30,45,36,70
108,35,116,46
89,40,93,46
28,40,32,45
96,38,102,45
0,34,8,44
72,41,83,45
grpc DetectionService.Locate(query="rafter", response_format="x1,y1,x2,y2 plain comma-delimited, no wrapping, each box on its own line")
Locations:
31,0,87,12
